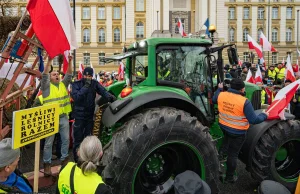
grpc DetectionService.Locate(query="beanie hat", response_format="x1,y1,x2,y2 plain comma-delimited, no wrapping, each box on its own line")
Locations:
83,67,94,76
230,78,245,91
0,138,20,168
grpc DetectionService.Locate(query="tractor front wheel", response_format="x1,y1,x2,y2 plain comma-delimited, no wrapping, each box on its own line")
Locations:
101,107,219,194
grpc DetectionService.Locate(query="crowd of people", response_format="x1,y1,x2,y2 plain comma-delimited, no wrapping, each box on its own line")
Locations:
220,60,300,118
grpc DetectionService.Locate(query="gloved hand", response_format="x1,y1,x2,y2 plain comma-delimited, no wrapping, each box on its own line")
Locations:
84,78,92,88
110,95,117,102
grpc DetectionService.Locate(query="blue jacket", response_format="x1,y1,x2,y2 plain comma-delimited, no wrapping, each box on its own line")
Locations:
71,79,114,120
213,88,267,134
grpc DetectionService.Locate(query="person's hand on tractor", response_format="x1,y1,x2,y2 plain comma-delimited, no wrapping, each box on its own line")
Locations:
262,109,269,117
84,78,92,88
109,95,117,102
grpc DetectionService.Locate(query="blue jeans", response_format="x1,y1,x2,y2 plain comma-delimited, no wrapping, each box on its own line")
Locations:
72,119,94,162
43,114,70,164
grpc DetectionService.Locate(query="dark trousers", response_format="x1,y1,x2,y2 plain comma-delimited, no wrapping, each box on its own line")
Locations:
72,119,94,162
219,130,246,178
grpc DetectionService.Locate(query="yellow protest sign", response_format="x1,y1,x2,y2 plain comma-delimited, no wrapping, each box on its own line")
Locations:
12,104,59,149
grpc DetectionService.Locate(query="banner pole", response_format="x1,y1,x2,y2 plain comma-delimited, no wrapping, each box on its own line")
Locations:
33,140,41,192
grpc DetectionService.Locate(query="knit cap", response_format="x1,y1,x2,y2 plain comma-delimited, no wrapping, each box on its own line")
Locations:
230,78,245,91
0,138,20,168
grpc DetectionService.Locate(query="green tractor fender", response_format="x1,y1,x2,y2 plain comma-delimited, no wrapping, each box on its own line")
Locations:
101,90,209,127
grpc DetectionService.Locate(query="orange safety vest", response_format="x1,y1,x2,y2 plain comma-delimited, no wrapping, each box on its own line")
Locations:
218,92,250,130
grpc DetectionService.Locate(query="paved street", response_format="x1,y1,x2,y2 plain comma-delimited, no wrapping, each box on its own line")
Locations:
20,143,260,194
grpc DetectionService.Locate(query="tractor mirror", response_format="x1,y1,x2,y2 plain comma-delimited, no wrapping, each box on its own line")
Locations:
227,47,239,65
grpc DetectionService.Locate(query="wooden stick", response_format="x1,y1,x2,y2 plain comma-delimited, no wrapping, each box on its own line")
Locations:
295,174,300,194
33,140,40,192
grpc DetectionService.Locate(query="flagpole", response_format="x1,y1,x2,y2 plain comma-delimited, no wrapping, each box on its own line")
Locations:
268,0,270,66
73,0,76,77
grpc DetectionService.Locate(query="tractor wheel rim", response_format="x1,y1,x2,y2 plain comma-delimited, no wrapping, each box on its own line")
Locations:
275,139,300,182
131,141,206,194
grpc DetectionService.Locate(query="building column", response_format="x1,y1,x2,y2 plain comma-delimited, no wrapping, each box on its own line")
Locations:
252,6,258,43
163,0,169,31
195,0,199,32
122,5,126,42
280,6,286,46
126,0,135,43
146,0,153,37
236,6,243,46
91,5,97,47
75,6,82,47
106,5,112,46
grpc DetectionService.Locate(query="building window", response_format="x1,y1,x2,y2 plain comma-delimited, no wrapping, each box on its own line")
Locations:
229,7,235,19
136,0,144,11
272,7,278,19
113,7,121,19
98,7,105,19
273,0,279,2
258,28,263,41
287,0,294,2
99,53,105,65
243,52,249,62
52,56,59,66
243,7,250,19
243,28,249,42
258,0,264,1
82,7,90,19
114,28,121,42
229,28,235,42
272,52,278,64
98,28,105,42
258,7,264,19
286,28,292,42
136,22,144,39
286,7,292,19
83,53,90,66
272,28,278,42
83,28,90,43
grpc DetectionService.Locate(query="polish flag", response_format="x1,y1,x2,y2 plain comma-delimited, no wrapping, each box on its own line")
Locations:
238,58,243,67
118,61,125,81
177,18,187,37
265,87,273,105
27,0,78,58
285,55,296,82
78,63,84,80
248,35,263,58
282,58,285,66
267,79,300,120
90,63,96,79
246,70,255,83
62,50,70,74
255,66,263,83
259,32,276,52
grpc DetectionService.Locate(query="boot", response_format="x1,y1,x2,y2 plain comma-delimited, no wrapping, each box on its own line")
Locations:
61,156,69,167
43,163,52,177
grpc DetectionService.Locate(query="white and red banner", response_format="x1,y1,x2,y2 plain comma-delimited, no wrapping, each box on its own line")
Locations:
246,70,255,83
27,0,78,58
267,79,300,120
177,18,187,37
259,32,276,52
78,63,84,80
118,61,125,81
255,66,263,83
248,35,263,58
285,55,296,82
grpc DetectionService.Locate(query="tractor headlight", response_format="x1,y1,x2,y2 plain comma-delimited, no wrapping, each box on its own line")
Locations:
139,41,147,48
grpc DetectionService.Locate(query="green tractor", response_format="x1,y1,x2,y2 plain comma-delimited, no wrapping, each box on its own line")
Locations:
97,35,300,193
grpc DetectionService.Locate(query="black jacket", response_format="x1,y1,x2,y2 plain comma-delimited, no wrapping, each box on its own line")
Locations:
71,79,114,120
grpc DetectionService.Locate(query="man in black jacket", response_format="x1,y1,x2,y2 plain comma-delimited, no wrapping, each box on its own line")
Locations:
71,67,116,162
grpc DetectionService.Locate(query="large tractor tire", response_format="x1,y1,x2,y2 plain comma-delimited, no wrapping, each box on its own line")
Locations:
101,107,219,194
240,119,300,192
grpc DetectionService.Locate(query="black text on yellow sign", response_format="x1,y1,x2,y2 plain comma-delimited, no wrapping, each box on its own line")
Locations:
12,104,59,149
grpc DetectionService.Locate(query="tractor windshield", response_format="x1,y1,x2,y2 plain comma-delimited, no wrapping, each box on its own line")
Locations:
156,45,214,118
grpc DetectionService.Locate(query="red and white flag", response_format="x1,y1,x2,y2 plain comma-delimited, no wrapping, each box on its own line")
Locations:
248,35,263,58
78,63,84,80
96,74,101,83
238,58,243,67
282,57,285,66
62,50,70,74
118,61,125,81
246,70,255,83
27,0,78,58
177,18,187,37
267,79,300,120
259,32,276,52
285,55,296,82
255,66,263,83
90,63,96,79
265,87,273,105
